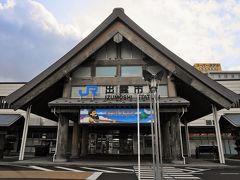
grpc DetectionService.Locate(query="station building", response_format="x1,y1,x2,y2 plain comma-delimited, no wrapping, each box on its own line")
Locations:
3,8,240,163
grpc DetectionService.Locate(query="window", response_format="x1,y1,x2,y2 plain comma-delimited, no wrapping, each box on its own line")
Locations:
121,66,142,77
72,67,91,77
96,67,116,77
206,120,212,126
158,85,168,97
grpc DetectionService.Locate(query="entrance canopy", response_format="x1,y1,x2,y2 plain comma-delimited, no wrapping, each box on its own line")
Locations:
48,97,190,120
49,97,189,108
220,113,240,128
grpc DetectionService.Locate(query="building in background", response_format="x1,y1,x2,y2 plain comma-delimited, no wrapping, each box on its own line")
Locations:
193,63,222,73
0,82,58,157
189,65,240,156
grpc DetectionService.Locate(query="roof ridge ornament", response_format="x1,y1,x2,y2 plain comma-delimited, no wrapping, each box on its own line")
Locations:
113,8,124,13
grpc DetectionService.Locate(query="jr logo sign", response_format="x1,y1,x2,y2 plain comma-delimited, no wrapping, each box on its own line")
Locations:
79,85,98,97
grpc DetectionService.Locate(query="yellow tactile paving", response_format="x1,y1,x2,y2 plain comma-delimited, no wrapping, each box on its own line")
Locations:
0,171,93,179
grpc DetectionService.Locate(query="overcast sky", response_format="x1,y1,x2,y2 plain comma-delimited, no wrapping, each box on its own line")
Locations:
0,0,240,81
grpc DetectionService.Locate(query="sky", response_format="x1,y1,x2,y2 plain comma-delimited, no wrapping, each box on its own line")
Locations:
0,0,240,81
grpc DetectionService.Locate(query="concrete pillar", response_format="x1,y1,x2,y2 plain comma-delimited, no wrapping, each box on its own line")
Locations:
162,120,171,162
212,104,225,164
71,121,79,158
170,113,181,162
80,126,88,156
19,106,31,160
55,114,69,162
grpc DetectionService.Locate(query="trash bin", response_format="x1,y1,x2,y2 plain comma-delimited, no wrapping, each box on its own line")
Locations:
35,145,49,156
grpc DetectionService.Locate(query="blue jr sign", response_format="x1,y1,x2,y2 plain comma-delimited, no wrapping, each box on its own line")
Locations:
79,85,98,97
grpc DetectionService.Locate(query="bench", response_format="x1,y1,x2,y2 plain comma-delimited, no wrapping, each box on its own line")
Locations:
195,145,218,159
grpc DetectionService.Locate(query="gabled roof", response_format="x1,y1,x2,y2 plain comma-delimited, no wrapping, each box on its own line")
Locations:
6,8,240,121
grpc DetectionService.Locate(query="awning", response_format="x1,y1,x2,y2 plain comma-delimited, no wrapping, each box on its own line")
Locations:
48,97,190,108
0,114,23,127
220,113,240,127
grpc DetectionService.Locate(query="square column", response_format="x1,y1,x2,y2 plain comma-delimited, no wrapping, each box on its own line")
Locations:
71,121,80,158
80,126,88,157
162,120,171,162
212,104,225,164
19,106,31,160
55,114,69,162
170,113,182,162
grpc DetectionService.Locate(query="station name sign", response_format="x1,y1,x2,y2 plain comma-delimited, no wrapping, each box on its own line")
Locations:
104,94,150,101
72,85,148,100
71,85,167,100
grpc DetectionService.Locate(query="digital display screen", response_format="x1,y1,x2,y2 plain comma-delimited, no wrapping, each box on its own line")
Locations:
80,108,152,123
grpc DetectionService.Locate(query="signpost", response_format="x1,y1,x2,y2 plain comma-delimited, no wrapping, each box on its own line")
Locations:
137,94,141,180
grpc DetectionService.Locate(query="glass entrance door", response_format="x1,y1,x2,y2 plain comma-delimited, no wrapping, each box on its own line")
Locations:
88,130,133,155
119,132,133,155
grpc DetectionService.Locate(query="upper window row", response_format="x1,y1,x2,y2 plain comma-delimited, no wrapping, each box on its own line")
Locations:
72,65,165,78
208,73,240,80
72,66,143,78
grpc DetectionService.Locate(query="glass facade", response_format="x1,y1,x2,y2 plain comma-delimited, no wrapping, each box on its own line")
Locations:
88,130,133,155
87,129,153,155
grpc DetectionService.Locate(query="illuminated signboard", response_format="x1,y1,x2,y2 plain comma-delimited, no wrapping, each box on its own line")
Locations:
193,63,222,73
80,108,152,124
